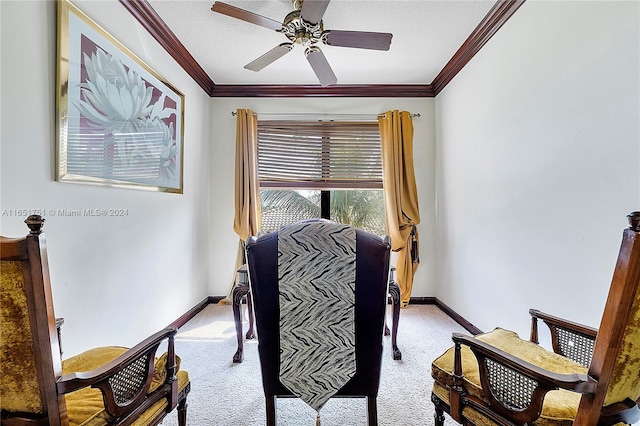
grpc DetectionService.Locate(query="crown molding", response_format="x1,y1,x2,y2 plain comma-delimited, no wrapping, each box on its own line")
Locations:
119,0,216,96
432,0,526,95
121,0,525,98
210,84,434,98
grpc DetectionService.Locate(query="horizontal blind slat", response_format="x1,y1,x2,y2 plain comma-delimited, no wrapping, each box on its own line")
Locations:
257,120,382,187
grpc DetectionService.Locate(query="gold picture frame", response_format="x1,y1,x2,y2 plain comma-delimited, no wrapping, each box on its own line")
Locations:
56,0,184,193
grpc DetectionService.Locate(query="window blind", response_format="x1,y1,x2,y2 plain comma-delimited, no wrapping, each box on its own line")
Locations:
257,121,382,189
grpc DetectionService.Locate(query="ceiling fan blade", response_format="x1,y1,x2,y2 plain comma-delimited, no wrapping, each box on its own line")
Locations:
244,43,294,71
305,46,337,86
324,30,392,51
211,2,282,31
300,0,330,25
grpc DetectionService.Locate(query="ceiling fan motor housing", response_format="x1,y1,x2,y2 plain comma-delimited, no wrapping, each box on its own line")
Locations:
281,10,324,47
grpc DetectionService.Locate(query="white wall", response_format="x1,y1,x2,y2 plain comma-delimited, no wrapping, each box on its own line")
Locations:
0,0,211,356
5,0,634,359
435,0,640,337
208,98,436,298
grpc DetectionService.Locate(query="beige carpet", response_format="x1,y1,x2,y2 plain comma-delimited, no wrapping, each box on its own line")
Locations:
160,303,466,425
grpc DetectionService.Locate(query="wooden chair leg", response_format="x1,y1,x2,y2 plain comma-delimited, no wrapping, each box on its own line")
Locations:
266,395,277,426
433,405,444,426
367,396,378,426
177,397,188,426
434,405,445,426
431,393,448,426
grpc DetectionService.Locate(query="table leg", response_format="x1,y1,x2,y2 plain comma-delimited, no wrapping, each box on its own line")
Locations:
388,282,402,360
232,284,249,363
245,292,255,340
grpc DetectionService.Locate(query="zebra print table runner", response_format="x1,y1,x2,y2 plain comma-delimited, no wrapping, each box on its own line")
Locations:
277,221,357,414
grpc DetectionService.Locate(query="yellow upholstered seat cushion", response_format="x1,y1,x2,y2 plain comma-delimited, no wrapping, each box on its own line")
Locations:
62,346,188,426
431,328,587,426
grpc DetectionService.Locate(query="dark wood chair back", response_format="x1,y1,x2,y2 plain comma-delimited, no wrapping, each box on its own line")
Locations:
246,219,391,426
1,216,65,424
576,211,640,424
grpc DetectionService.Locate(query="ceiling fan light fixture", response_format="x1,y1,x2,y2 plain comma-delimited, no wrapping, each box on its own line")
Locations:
295,31,312,47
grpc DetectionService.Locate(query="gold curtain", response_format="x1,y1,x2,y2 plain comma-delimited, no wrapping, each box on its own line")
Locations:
221,108,261,304
233,108,261,240
379,110,420,307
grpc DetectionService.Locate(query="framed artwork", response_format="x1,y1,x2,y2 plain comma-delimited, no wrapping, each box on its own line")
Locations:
56,0,184,193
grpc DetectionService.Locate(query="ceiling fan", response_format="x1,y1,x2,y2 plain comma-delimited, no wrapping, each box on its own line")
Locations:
210,0,393,86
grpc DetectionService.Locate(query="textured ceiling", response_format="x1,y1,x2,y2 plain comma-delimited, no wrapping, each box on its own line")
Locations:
147,0,497,86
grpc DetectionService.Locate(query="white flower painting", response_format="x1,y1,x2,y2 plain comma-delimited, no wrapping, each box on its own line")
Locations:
57,0,184,193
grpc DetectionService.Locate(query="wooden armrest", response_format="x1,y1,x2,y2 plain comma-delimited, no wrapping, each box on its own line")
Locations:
529,309,597,367
57,327,178,419
529,309,598,339
452,332,596,424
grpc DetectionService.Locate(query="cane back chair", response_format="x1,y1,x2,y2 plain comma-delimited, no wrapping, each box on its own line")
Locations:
246,219,391,425
431,211,640,426
1,215,190,425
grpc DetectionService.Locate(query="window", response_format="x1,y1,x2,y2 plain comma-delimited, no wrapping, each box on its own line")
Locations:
257,120,385,235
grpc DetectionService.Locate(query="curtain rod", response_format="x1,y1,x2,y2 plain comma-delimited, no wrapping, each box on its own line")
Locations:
230,111,420,119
